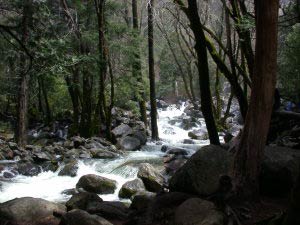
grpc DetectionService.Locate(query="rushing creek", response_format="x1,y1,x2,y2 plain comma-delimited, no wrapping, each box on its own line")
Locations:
0,103,210,203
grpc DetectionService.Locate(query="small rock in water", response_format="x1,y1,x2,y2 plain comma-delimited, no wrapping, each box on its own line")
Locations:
58,160,78,177
3,171,15,179
119,178,146,199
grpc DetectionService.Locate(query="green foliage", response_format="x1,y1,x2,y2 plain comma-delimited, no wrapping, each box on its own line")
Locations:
236,15,255,32
279,23,300,100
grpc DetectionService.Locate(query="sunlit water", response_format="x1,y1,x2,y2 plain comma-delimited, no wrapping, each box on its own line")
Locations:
0,103,209,203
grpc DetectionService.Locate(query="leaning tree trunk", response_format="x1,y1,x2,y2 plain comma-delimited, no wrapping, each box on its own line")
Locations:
175,0,220,145
148,0,159,140
16,0,33,147
233,0,279,199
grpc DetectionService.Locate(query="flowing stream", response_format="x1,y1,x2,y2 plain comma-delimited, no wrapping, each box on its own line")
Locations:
0,103,209,203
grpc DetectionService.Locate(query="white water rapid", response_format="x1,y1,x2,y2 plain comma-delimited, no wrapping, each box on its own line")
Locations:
0,103,209,203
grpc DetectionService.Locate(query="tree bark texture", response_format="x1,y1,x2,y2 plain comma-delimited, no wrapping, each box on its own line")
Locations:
233,0,279,199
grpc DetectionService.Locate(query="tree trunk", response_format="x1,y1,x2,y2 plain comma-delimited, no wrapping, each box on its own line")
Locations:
176,0,220,145
148,0,159,140
40,78,51,124
15,0,33,147
132,0,147,127
80,68,93,138
95,0,107,130
233,0,279,199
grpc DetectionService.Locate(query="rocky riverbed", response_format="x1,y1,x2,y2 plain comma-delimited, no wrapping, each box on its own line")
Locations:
0,101,299,225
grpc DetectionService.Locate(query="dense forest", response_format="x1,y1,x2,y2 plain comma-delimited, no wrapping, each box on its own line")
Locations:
0,0,299,225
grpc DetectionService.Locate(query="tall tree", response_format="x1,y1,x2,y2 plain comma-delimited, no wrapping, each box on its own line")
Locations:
174,0,220,145
132,0,147,127
94,0,112,140
16,0,33,147
148,0,159,140
233,0,279,199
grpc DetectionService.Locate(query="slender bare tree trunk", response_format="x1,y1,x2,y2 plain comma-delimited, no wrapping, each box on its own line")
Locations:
233,0,279,199
148,0,159,140
175,0,220,145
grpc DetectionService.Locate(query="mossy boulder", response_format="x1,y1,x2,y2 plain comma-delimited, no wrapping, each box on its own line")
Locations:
137,163,164,192
118,178,146,199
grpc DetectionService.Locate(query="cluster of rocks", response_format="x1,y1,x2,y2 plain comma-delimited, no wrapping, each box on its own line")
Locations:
1,144,299,225
0,106,150,179
0,162,166,225
0,136,122,179
70,162,164,199
161,145,193,177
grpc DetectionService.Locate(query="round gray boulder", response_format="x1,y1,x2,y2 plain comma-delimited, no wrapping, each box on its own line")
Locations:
76,174,117,194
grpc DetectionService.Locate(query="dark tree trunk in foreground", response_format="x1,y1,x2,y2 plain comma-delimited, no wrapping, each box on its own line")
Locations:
148,0,159,140
16,0,33,147
175,0,220,145
233,0,279,199
132,0,147,127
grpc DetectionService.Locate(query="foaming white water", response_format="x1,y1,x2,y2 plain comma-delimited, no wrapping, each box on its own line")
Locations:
0,102,208,203
157,103,208,145
0,149,163,203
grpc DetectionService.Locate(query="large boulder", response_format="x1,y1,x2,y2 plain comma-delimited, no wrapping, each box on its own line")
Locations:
137,163,164,192
59,209,112,225
119,178,146,199
143,192,194,225
260,146,300,196
131,130,147,145
0,197,66,225
87,201,129,221
119,136,141,151
76,174,117,194
130,191,156,211
169,145,233,196
66,192,103,211
58,160,78,177
112,124,133,138
174,198,225,225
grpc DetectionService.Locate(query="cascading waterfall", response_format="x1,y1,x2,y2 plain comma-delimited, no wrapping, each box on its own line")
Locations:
0,103,209,203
